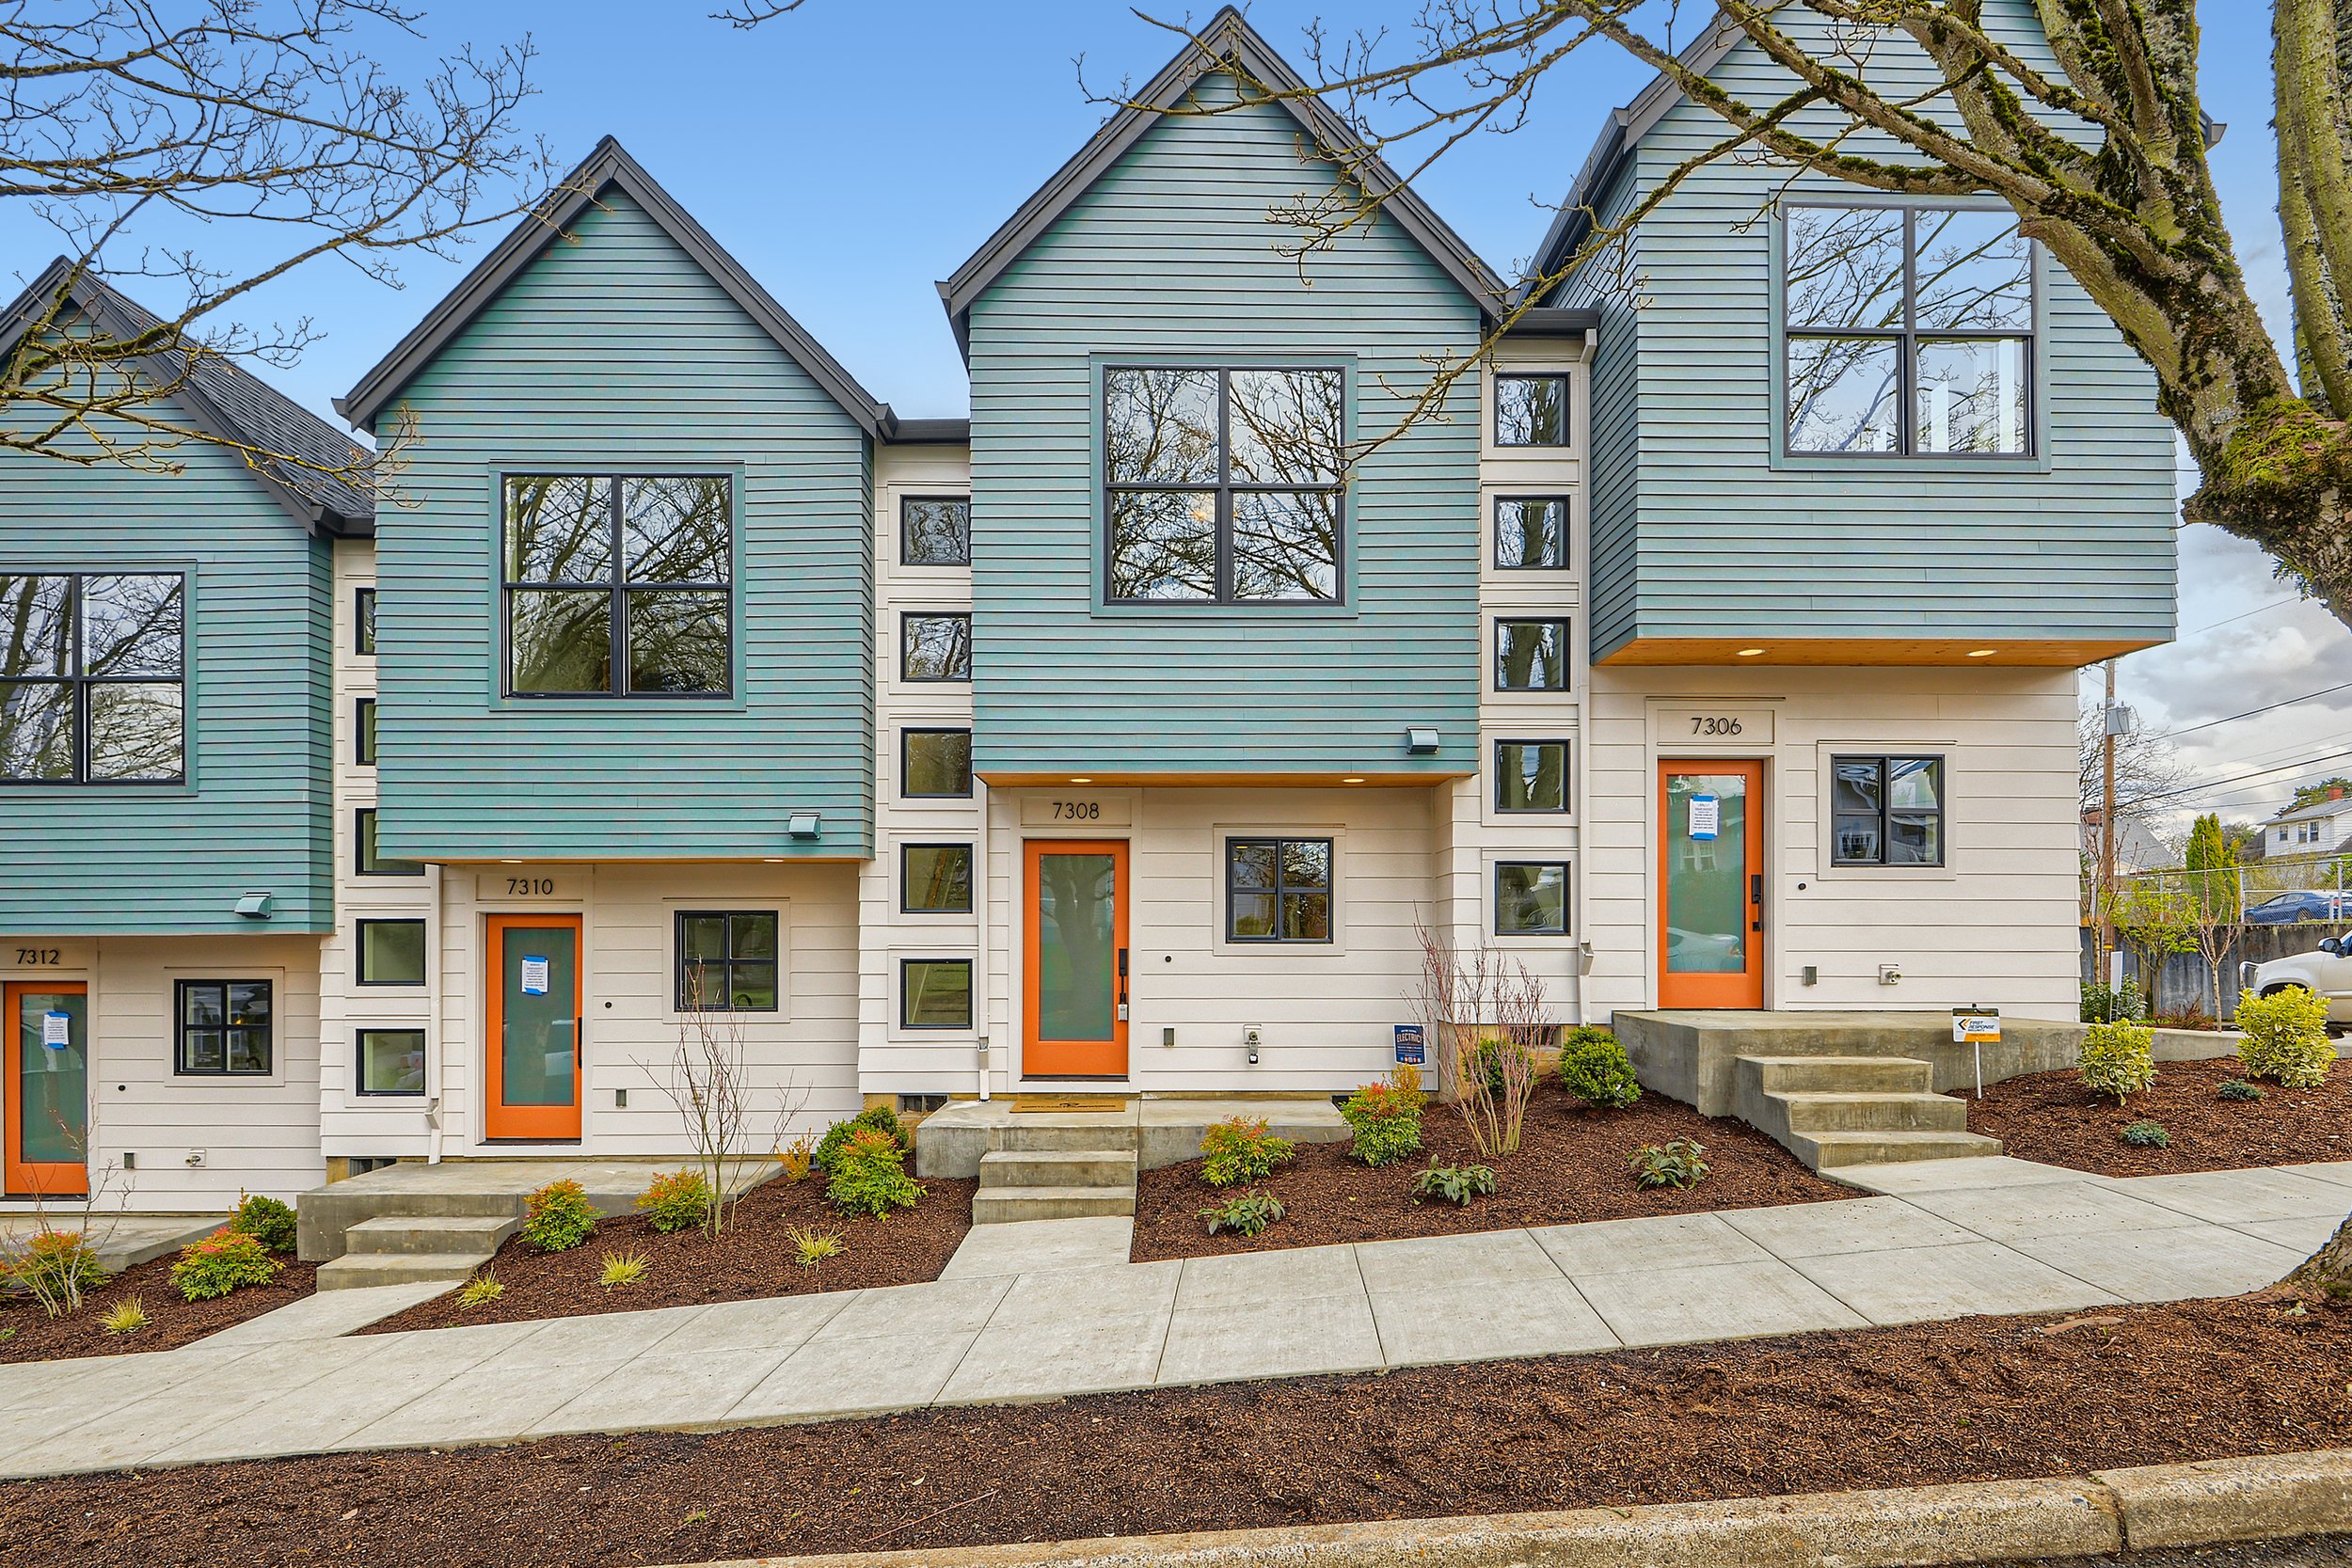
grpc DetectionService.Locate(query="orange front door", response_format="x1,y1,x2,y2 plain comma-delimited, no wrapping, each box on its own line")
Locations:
5,981,89,1196
1658,761,1767,1008
1023,840,1129,1078
485,914,583,1140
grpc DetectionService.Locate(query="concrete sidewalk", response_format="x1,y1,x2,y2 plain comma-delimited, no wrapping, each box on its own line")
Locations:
0,1157,2344,1481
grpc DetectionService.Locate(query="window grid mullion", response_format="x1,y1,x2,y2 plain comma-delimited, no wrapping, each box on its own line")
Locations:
1216,370,1232,603
609,482,629,696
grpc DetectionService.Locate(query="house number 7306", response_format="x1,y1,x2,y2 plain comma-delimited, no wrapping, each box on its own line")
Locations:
1691,717,1744,736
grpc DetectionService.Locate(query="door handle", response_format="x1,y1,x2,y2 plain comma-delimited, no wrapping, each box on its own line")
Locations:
1750,873,1764,933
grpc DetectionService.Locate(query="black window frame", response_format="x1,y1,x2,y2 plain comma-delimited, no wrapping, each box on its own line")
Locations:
900,495,972,568
1493,496,1572,570
355,696,377,766
355,807,424,877
1494,738,1573,814
1103,364,1349,608
899,957,974,1030
1782,203,2038,459
673,909,781,1013
1829,753,1947,867
900,726,973,799
499,471,736,700
899,611,972,683
356,918,428,987
355,1027,428,1097
0,570,186,786
1223,835,1335,944
1493,373,1571,448
354,585,376,656
900,842,976,913
173,978,274,1076
1494,618,1572,691
1494,861,1571,936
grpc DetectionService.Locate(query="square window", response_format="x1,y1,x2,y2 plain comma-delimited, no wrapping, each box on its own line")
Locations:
675,910,780,1011
901,958,973,1029
356,809,424,876
0,573,184,784
901,613,972,681
355,586,376,656
1494,498,1568,569
1496,862,1568,935
357,919,427,986
357,1028,427,1095
902,497,972,567
1495,740,1570,812
1225,837,1332,942
901,843,975,912
1496,619,1570,690
175,979,273,1074
902,728,973,798
356,698,377,766
1494,374,1569,446
1830,755,1946,866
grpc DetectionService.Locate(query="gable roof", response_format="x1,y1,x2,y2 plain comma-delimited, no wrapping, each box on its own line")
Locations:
2272,795,2352,826
340,136,925,440
0,258,376,533
938,6,1507,353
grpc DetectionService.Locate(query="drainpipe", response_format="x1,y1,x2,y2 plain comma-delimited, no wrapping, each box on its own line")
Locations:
974,776,992,1102
426,864,445,1163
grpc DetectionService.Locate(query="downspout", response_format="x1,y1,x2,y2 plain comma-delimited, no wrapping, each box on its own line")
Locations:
974,776,992,1101
426,864,445,1163
1572,322,1597,1028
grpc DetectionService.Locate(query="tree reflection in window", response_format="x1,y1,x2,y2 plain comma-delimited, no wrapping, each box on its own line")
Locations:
503,474,731,695
0,572,183,783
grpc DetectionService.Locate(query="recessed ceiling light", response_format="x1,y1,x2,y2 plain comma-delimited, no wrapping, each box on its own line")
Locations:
1069,776,1092,784
1342,777,1367,784
1966,648,1998,657
498,858,521,864
762,857,786,863
1735,647,1766,657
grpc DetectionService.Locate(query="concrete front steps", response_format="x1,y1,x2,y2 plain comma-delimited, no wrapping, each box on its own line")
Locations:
315,1213,516,1291
973,1143,1137,1225
1734,1054,2004,1171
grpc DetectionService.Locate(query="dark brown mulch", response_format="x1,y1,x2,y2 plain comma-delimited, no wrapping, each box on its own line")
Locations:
1132,1082,1848,1261
1958,1054,2352,1177
362,1174,977,1334
0,1250,316,1364
8,1291,2350,1567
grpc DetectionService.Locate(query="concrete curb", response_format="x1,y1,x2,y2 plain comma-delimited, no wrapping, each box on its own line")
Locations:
673,1449,2352,1568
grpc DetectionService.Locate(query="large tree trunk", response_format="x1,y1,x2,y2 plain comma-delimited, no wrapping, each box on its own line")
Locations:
2289,1209,2352,1294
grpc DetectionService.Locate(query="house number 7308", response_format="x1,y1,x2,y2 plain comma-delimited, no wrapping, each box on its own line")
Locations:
1691,717,1744,736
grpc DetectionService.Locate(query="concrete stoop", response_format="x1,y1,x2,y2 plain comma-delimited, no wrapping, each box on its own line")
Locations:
973,1145,1138,1225
315,1212,517,1291
1734,1053,2004,1171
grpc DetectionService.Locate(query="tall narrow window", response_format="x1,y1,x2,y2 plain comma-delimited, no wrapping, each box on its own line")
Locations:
1104,366,1345,604
0,573,183,784
503,474,731,696
1495,619,1570,691
355,698,377,766
1494,498,1569,569
1831,755,1946,865
901,497,971,566
176,980,274,1075
901,613,972,681
355,586,376,655
1494,374,1569,447
1785,206,2032,455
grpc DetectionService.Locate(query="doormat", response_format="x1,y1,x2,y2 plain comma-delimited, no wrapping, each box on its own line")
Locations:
1010,1094,1130,1115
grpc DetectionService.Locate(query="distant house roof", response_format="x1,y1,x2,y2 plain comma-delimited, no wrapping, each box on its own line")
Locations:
0,258,375,533
340,136,947,445
937,5,1512,355
2267,796,2351,827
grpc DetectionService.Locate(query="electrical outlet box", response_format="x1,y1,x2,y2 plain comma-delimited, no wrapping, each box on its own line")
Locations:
1877,963,1902,986
121,1151,136,1171
1162,1026,1176,1048
1243,1025,1263,1050
184,1148,206,1168
614,1087,628,1109
1801,965,1819,987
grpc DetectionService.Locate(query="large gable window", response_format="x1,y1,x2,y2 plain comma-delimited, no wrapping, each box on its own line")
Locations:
1104,366,1345,604
0,572,183,784
1785,206,2032,456
503,474,731,697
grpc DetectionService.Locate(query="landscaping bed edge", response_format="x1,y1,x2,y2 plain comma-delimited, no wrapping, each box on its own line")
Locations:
674,1447,2352,1568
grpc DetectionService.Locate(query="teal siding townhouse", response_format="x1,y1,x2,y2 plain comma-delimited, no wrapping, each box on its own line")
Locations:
0,7,2172,1207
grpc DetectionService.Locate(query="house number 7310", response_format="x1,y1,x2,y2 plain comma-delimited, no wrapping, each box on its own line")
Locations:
1691,716,1744,736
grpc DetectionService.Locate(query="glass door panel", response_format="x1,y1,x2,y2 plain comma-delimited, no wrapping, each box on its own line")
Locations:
1659,764,1766,1007
1023,841,1128,1077
486,916,582,1139
6,982,88,1195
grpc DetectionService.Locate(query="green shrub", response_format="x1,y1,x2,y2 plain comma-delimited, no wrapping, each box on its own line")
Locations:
2121,1119,2171,1148
2218,1077,2266,1102
2078,1020,2156,1105
814,1104,912,1173
1470,1037,1538,1097
1629,1137,1709,1190
827,1127,925,1218
635,1169,715,1234
2234,987,2334,1088
169,1227,282,1302
1557,1028,1641,1110
0,1230,108,1318
1199,1117,1295,1188
1408,1164,1498,1206
2081,979,2147,1024
1338,1082,1423,1167
1200,1189,1286,1236
227,1192,297,1254
521,1178,599,1252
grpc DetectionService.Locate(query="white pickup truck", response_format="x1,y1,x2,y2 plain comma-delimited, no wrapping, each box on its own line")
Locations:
2243,937,2352,1026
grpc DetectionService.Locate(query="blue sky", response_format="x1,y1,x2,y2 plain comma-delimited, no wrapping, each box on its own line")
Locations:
4,2,2340,832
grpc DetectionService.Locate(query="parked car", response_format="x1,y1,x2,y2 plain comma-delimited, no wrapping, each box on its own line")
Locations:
2242,937,2352,1026
2243,890,2352,925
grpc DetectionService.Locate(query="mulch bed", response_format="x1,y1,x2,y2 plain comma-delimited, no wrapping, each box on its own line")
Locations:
362,1174,977,1334
0,1252,316,1364
1132,1082,1848,1261
1959,1054,2352,1177
7,1290,2348,1566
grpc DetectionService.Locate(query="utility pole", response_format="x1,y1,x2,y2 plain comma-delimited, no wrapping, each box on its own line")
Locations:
2100,658,2119,982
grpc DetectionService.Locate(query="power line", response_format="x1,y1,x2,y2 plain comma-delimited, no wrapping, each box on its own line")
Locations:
2174,594,2306,639
2147,680,2352,740
2138,743,2352,805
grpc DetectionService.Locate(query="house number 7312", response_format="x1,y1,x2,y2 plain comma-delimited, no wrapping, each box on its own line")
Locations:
1691,716,1744,736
